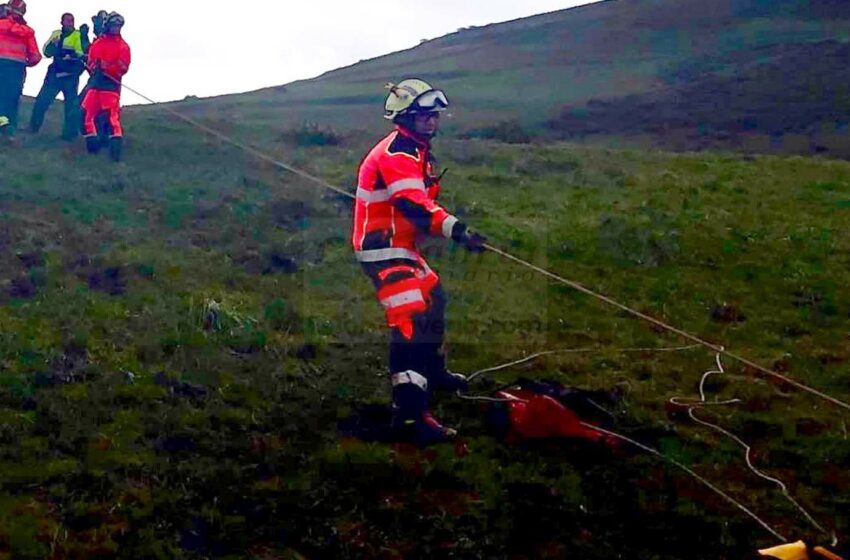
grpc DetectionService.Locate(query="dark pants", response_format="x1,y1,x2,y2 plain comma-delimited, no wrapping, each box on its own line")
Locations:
387,283,449,419
363,259,456,419
30,72,81,139
0,61,25,137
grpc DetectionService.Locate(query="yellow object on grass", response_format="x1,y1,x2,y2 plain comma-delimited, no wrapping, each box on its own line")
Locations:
759,541,809,560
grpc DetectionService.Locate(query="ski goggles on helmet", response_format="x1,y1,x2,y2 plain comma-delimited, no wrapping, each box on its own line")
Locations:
409,89,449,113
106,12,125,28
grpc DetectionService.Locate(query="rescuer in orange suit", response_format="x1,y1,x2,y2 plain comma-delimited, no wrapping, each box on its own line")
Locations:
82,11,130,161
352,78,487,445
0,0,41,139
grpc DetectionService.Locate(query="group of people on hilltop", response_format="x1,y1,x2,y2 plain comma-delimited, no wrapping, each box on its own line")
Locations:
0,0,130,161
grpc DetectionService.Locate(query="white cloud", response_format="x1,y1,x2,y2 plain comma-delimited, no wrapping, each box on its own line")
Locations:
22,1,598,102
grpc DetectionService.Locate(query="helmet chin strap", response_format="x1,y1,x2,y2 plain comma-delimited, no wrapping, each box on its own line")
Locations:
394,114,437,142
405,124,435,143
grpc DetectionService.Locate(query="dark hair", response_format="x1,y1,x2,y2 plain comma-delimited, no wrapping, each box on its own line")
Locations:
61,12,73,20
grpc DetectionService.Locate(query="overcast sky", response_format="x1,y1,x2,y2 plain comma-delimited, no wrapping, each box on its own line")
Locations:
21,1,598,103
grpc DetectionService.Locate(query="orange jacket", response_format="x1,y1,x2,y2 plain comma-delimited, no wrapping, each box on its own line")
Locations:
0,16,41,66
352,126,459,264
87,33,131,91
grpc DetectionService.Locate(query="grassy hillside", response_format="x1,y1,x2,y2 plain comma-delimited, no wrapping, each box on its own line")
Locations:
159,0,850,157
1,103,850,557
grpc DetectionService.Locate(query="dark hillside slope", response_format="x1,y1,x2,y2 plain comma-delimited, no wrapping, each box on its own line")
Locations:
153,0,850,156
3,102,850,557
550,40,850,155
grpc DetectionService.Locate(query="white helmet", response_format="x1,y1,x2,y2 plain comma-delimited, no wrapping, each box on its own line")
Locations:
383,78,449,121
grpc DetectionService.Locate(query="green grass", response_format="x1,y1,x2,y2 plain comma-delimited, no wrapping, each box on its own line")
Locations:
1,102,849,558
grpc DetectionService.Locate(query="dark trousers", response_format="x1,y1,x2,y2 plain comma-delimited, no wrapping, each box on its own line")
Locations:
363,260,452,418
388,283,448,418
0,61,25,136
30,72,80,139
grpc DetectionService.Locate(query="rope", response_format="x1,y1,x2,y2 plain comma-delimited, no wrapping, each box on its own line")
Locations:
457,383,789,541
690,408,831,537
467,344,701,382
464,345,837,543
116,81,850,413
457,393,527,404
670,353,832,538
120,83,356,201
459,349,783,539
581,422,786,541
481,243,850,412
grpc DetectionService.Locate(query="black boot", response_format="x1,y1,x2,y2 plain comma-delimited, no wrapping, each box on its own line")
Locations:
391,410,457,447
109,137,122,162
85,136,101,154
390,373,456,446
428,370,469,393
425,347,469,393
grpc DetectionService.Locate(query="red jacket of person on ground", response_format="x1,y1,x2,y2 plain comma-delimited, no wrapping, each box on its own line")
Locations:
86,33,130,91
495,388,609,444
0,16,41,66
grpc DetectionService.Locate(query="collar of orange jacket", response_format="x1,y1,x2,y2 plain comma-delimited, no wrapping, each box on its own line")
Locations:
395,125,431,149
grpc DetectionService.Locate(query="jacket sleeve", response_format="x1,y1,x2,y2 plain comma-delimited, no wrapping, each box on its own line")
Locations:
117,42,131,77
81,30,91,54
24,28,42,66
43,31,59,57
86,40,100,72
381,155,459,239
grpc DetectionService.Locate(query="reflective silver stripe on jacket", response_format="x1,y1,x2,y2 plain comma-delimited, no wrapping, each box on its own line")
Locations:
442,215,459,239
355,248,420,263
387,178,426,196
391,370,429,391
356,187,391,203
0,43,27,62
380,289,425,310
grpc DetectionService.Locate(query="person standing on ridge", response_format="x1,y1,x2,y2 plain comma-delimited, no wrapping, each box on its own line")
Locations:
29,13,89,140
352,78,488,445
81,11,130,162
0,0,41,140
78,9,108,138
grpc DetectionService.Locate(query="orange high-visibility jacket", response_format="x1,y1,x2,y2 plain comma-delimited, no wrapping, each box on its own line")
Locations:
0,17,41,66
86,34,131,91
352,126,458,264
